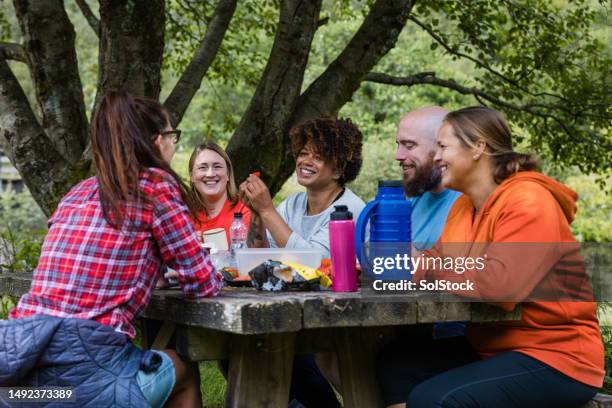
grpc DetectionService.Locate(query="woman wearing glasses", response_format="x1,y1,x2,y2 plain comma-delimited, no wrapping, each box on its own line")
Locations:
188,142,251,248
6,90,221,408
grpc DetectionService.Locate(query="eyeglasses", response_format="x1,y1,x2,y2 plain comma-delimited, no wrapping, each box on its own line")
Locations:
160,129,182,144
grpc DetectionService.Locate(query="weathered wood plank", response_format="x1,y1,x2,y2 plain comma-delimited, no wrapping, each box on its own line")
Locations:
303,295,418,328
416,301,471,323
294,328,336,354
151,321,176,350
225,332,296,408
471,302,521,322
0,274,521,335
142,290,303,334
335,327,385,408
176,326,229,361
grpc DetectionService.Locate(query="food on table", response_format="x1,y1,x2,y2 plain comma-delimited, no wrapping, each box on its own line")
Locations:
220,266,240,282
221,267,253,287
249,260,332,291
318,258,332,278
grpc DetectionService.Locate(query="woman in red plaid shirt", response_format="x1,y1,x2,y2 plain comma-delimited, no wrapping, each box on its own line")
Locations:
11,90,221,407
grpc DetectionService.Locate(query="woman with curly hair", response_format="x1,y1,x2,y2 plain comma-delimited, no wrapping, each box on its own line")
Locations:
239,117,365,407
240,116,365,256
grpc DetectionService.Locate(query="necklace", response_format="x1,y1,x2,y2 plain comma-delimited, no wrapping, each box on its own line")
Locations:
306,188,345,215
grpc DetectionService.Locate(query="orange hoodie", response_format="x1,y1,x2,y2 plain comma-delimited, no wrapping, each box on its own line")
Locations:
416,171,604,387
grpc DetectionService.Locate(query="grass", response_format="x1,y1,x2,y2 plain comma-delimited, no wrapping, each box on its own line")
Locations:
199,362,227,407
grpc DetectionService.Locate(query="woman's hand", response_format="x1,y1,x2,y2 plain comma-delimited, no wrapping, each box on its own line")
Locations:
239,180,255,212
157,270,179,289
241,174,274,214
241,174,292,247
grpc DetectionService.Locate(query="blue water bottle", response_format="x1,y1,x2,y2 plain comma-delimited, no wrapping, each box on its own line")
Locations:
355,180,412,280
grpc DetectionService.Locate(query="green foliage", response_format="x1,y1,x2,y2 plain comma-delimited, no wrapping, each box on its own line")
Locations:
565,175,612,242
0,227,44,273
0,295,15,318
0,192,47,233
412,0,611,178
0,6,11,41
0,192,47,273
162,0,278,145
349,136,402,202
598,303,612,393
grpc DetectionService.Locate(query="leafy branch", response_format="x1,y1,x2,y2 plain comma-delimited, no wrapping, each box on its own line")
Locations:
75,0,100,36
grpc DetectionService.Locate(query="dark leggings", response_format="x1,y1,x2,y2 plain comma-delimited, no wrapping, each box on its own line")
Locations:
377,336,598,408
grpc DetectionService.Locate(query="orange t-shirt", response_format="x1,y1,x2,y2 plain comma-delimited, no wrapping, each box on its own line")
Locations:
193,198,251,248
414,172,604,387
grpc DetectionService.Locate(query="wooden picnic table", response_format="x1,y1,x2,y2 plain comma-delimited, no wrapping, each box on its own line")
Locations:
1,272,523,408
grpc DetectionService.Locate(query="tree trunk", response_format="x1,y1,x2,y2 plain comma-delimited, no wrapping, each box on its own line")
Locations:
226,0,323,193
3,0,167,215
12,0,89,164
228,0,415,195
0,58,90,216
97,0,165,105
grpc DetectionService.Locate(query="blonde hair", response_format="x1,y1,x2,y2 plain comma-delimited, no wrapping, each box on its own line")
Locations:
188,142,239,214
444,106,538,183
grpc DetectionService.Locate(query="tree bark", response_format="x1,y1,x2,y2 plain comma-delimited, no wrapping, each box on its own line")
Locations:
97,0,165,105
0,58,90,216
229,0,414,195
226,0,323,193
13,0,89,164
164,0,238,126
0,42,27,63
75,0,100,37
294,0,415,122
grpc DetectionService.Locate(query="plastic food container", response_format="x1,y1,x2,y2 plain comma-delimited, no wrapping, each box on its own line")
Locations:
235,248,324,277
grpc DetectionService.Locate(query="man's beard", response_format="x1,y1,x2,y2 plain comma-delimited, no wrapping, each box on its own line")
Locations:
402,159,442,197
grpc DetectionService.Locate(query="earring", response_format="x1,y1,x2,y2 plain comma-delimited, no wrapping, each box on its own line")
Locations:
473,155,480,160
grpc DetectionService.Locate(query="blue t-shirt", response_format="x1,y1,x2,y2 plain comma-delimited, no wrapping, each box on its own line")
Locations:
410,189,461,250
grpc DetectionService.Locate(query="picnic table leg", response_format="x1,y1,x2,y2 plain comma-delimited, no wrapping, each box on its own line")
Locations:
225,332,296,408
335,327,385,408
139,319,176,350
140,319,162,349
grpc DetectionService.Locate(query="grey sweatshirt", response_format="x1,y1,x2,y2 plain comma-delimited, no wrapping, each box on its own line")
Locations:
267,187,365,257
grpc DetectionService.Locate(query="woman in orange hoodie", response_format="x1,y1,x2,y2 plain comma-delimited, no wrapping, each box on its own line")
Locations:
378,106,604,408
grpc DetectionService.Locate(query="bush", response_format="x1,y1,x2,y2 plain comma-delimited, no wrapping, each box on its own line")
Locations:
0,295,15,318
599,304,612,393
0,191,47,232
0,191,47,273
565,175,612,243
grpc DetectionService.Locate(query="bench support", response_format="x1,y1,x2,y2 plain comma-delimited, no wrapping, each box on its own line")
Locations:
225,332,296,408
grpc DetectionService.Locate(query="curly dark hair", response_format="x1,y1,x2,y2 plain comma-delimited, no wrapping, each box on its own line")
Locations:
290,117,363,186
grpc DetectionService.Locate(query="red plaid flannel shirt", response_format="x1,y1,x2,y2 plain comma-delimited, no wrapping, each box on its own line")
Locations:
11,168,222,338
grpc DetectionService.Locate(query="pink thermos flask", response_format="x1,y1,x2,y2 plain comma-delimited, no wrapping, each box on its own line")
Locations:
330,205,357,292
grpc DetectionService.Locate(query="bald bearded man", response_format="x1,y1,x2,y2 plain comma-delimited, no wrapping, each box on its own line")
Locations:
395,106,460,249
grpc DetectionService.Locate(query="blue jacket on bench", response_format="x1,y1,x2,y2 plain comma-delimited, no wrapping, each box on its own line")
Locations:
0,314,160,407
